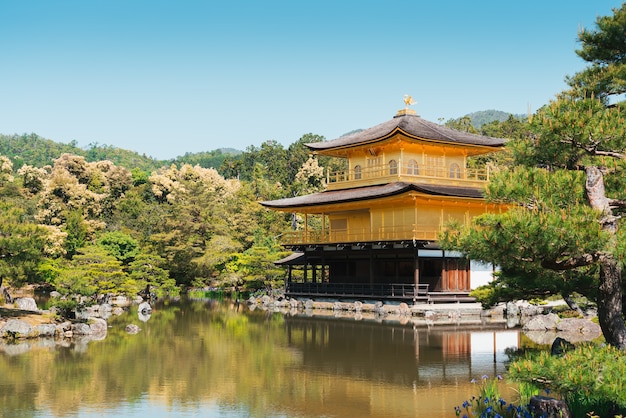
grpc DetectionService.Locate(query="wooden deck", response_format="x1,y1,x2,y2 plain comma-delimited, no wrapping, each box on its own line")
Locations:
286,283,475,304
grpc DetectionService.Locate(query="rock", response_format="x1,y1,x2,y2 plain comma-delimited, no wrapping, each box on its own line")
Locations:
89,318,108,339
1,319,34,338
424,310,437,320
289,298,299,309
448,310,461,320
354,301,363,312
56,321,72,333
524,331,558,345
112,307,124,316
49,291,61,298
505,301,519,317
125,324,141,334
34,324,57,337
260,295,272,305
529,395,571,418
111,296,129,307
14,297,38,312
398,303,411,316
71,323,92,335
520,304,544,317
551,337,575,356
556,318,601,335
522,313,559,331
138,301,152,315
75,309,91,320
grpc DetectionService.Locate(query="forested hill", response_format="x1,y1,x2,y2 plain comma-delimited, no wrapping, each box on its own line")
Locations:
465,110,525,128
0,110,510,171
0,133,241,171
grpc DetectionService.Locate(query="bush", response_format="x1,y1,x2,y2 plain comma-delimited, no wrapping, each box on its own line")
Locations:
508,344,626,417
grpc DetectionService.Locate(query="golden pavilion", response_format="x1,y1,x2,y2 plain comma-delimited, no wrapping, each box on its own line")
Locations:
261,102,507,303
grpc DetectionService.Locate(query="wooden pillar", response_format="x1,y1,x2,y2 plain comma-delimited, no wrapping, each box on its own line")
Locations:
414,248,420,286
442,251,448,291
369,249,375,286
303,252,308,283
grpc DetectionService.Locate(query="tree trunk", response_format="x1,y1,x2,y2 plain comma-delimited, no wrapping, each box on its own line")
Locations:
561,292,584,316
597,255,626,349
586,166,626,348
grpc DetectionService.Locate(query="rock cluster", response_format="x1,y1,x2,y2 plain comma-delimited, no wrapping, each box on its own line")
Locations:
0,296,145,355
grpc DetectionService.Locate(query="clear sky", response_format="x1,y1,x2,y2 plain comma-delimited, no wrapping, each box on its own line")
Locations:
1,1,623,159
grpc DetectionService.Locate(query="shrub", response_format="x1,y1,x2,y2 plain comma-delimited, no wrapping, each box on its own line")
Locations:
508,344,626,417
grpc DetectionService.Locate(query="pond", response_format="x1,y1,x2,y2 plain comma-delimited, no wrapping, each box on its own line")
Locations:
0,298,523,417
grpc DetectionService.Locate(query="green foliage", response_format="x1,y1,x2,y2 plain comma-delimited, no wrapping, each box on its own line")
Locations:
128,253,179,298
454,375,535,417
173,148,241,171
63,210,88,258
0,201,49,289
509,344,626,415
97,231,139,264
54,246,138,299
567,3,626,100
445,115,477,133
224,245,290,291
467,110,525,129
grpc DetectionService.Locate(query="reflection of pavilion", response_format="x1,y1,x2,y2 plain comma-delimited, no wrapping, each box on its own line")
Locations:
284,316,519,384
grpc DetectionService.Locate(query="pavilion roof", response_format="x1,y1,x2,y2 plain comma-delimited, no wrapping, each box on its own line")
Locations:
306,112,507,151
260,181,484,209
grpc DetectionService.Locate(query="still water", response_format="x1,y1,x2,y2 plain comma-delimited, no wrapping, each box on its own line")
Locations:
0,299,522,418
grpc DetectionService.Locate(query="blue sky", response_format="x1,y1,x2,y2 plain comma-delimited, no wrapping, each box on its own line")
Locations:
1,1,623,159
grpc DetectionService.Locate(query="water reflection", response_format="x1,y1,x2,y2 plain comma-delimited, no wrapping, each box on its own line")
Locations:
0,299,521,418
284,316,517,386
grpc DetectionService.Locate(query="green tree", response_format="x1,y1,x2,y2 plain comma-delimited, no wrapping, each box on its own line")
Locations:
444,115,477,133
54,245,138,300
224,244,289,291
566,3,626,100
63,209,88,257
97,231,140,265
128,253,178,297
444,6,626,348
0,202,49,301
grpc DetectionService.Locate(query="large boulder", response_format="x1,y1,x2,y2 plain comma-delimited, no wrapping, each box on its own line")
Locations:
71,323,92,335
530,396,571,418
551,337,575,356
1,319,34,338
34,324,57,337
505,301,520,317
14,297,38,312
89,318,108,340
522,313,559,331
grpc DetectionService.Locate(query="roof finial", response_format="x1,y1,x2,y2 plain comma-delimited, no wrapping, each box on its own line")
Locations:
396,94,417,117
403,94,416,109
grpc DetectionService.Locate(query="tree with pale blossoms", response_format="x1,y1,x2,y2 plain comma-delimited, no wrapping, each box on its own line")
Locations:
0,155,14,186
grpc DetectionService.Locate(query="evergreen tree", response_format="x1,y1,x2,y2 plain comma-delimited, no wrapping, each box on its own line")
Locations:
443,5,626,348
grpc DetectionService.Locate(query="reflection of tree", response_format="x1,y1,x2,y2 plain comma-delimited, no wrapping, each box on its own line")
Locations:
0,302,515,418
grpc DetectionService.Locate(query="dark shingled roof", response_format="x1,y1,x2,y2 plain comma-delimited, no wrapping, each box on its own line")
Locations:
260,182,484,209
306,113,507,151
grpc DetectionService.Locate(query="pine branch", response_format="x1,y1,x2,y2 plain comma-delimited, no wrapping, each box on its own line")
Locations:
541,253,599,270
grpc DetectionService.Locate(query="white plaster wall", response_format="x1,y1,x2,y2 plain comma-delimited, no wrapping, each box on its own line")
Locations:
470,260,497,289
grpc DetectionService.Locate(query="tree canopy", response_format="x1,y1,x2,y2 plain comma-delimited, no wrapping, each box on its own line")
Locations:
443,4,626,348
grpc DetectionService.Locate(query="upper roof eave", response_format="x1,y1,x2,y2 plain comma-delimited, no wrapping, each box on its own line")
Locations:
259,182,485,210
306,113,507,152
